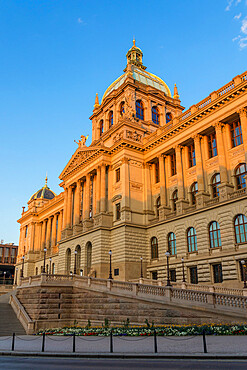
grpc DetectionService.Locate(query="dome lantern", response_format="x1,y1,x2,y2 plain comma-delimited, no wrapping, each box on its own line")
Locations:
126,39,146,71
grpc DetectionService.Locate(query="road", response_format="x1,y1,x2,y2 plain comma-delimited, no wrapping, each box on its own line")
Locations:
1,357,247,369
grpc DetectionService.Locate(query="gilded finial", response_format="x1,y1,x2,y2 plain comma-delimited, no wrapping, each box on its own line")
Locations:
133,38,136,47
173,83,180,99
45,174,48,186
94,93,100,108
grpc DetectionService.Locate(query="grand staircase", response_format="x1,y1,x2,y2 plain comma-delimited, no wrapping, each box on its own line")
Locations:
0,291,26,336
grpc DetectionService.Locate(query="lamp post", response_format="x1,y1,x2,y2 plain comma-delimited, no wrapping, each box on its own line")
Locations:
80,269,83,277
21,256,25,278
181,257,185,283
140,257,143,279
15,267,18,285
74,250,78,275
49,257,52,274
3,271,6,285
108,250,113,279
165,251,171,286
42,248,47,273
241,260,247,289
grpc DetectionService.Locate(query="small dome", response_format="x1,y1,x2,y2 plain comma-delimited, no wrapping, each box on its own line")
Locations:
29,176,56,201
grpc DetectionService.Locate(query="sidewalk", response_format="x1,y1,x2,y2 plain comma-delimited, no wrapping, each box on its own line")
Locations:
0,335,246,358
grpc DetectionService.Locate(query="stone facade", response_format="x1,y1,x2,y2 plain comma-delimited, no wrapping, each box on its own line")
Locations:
17,41,247,289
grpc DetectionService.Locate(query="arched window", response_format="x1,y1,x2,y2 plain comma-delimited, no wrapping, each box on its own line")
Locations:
172,190,178,211
187,227,197,252
52,263,55,274
46,264,49,273
235,163,247,190
209,221,222,248
35,267,38,275
152,106,159,125
86,242,92,275
234,214,247,244
120,101,125,116
156,196,161,217
75,245,81,274
168,232,176,255
136,100,144,120
212,173,221,197
191,182,198,205
99,120,103,136
109,111,113,127
65,248,71,274
151,237,158,259
166,112,172,123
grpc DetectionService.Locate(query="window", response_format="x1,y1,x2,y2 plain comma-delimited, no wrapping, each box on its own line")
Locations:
234,214,247,244
152,271,158,280
65,248,71,274
235,163,247,190
4,248,9,263
209,221,222,248
212,173,221,198
136,100,144,120
114,268,119,276
191,182,198,205
187,227,197,252
35,267,38,275
171,153,176,176
116,168,120,183
172,190,178,211
212,263,223,283
188,144,196,167
208,132,217,158
0,248,3,263
152,106,159,125
120,102,125,116
151,237,158,259
52,263,55,274
230,120,243,147
99,120,104,136
116,203,121,220
170,269,176,282
109,111,113,127
155,162,160,183
11,248,16,264
86,242,92,275
156,196,161,217
168,232,176,255
25,226,28,238
166,112,172,123
190,267,198,284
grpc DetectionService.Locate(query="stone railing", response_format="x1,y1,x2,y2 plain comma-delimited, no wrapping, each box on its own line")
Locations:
228,188,246,200
18,274,247,319
9,293,35,334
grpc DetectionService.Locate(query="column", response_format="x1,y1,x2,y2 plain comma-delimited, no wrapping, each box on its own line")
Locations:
74,181,81,225
96,166,101,214
46,217,52,249
215,122,228,183
194,135,204,192
238,108,247,163
41,221,46,250
66,186,72,228
51,215,57,247
100,164,106,213
29,222,35,251
84,174,90,219
202,135,209,162
147,99,152,121
164,155,170,207
35,222,42,251
57,212,62,244
62,188,68,230
159,155,166,205
175,145,184,199
144,163,153,219
122,158,130,209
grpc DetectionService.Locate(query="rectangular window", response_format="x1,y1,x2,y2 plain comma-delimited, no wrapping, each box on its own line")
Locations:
4,248,10,263
230,120,243,147
152,271,158,280
116,203,121,220
188,144,196,167
0,248,3,263
155,162,160,183
212,263,223,283
25,226,28,238
11,248,16,264
170,269,176,282
116,168,120,183
190,266,198,284
114,268,119,276
171,153,177,176
208,133,217,158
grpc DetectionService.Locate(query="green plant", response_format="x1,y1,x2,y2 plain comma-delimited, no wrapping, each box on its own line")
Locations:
145,319,150,328
85,319,91,329
103,318,110,328
123,318,130,329
73,320,78,326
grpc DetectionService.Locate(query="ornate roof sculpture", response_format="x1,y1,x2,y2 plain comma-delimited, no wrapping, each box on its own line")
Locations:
29,176,56,201
102,40,171,102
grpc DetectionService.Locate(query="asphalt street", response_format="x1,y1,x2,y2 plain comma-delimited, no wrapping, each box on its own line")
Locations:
0,357,247,370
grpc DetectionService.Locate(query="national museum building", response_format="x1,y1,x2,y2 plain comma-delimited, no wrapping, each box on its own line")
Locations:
16,42,247,288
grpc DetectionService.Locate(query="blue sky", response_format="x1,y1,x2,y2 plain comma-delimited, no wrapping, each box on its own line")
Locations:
0,0,246,244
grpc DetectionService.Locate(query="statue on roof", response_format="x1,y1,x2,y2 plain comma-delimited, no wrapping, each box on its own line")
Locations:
74,135,89,148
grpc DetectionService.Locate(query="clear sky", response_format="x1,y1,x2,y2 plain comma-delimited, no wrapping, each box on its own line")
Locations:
0,0,246,245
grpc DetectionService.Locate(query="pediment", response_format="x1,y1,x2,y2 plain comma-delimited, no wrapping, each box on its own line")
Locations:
59,146,107,179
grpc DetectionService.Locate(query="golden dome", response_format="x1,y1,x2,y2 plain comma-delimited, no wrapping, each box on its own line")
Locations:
29,176,56,202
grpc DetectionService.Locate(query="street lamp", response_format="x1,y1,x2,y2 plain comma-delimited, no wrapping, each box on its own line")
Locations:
108,250,113,279
42,248,47,273
74,250,78,275
181,257,185,283
80,269,83,277
15,267,18,285
3,271,6,285
165,251,171,286
21,256,25,278
140,257,143,278
49,257,52,274
241,260,247,289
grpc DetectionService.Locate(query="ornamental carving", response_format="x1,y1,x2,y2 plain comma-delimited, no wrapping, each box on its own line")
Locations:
61,149,100,178
113,131,124,142
112,194,122,203
130,182,143,191
129,160,142,168
126,130,142,142
123,92,135,119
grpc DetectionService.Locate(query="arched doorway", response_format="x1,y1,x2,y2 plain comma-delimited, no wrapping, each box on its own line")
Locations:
75,245,81,274
86,242,92,275
65,248,71,274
